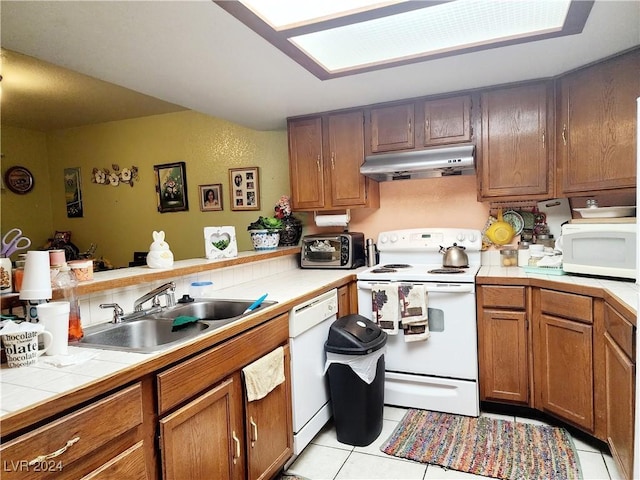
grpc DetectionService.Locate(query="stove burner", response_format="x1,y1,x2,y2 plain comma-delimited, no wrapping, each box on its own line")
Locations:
428,268,465,274
370,267,398,273
382,264,412,269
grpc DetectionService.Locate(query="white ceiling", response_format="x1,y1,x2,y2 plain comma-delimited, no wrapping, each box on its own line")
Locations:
1,0,639,132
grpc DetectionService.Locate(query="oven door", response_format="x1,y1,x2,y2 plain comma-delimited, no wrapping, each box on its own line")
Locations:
356,280,478,380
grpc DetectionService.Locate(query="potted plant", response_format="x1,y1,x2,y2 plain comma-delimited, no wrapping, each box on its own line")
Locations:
274,195,303,246
247,216,283,250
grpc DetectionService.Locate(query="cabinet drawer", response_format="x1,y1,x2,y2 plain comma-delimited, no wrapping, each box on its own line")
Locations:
0,383,143,480
481,286,526,309
605,303,635,359
158,314,288,414
540,289,592,324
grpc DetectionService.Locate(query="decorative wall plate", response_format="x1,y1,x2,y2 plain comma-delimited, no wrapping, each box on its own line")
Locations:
4,166,34,194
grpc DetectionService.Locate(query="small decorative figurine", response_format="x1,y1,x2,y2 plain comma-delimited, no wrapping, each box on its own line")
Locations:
146,231,174,269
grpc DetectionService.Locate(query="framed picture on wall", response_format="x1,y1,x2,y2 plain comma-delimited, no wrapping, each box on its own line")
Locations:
229,167,260,211
64,167,84,218
154,161,189,213
199,184,223,211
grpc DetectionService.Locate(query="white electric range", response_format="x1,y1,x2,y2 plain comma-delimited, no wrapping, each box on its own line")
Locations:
356,228,482,417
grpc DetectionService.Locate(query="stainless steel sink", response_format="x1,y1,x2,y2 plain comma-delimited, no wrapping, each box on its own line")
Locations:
76,318,210,353
157,299,277,321
74,298,277,353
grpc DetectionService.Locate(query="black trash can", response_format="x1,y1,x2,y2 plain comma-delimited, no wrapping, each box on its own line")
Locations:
325,314,387,446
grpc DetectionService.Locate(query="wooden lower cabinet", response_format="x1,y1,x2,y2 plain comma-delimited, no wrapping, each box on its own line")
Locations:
244,346,293,480
534,289,595,432
535,313,594,431
0,383,150,480
157,314,293,480
477,285,529,404
159,374,245,480
604,302,636,480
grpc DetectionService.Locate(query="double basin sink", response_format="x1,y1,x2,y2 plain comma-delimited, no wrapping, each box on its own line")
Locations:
73,299,277,353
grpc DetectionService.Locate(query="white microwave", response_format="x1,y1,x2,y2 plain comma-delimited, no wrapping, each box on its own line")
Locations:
560,223,637,280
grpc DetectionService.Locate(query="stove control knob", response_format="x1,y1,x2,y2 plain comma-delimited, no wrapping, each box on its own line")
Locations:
390,234,398,243
379,235,388,244
468,232,477,242
457,233,466,242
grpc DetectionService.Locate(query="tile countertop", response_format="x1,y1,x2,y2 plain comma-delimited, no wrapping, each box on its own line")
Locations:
0,267,358,420
477,265,638,315
1,263,637,423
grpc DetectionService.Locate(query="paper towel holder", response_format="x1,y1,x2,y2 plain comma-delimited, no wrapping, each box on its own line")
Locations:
314,209,350,229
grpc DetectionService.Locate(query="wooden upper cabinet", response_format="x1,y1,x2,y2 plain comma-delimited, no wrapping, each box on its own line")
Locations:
479,82,552,201
288,111,379,211
288,116,325,210
328,111,369,208
557,49,640,194
424,95,471,146
370,103,415,153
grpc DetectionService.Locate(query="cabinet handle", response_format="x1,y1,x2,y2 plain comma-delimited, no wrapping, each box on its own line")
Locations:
28,436,80,465
331,152,335,169
542,131,545,149
250,416,258,444
562,124,567,145
316,154,321,172
232,430,240,464
408,118,412,133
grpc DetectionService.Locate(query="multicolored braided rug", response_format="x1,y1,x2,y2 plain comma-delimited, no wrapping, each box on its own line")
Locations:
381,409,582,480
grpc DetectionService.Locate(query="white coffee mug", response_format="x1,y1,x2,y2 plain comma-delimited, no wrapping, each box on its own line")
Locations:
37,302,71,356
1,329,52,367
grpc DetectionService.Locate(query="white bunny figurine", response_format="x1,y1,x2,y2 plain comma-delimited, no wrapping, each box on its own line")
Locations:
146,230,174,269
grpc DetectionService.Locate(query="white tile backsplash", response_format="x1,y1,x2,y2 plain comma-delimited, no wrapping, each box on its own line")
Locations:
76,256,301,328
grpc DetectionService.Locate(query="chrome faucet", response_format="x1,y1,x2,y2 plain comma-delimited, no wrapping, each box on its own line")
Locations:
100,303,124,323
133,282,176,312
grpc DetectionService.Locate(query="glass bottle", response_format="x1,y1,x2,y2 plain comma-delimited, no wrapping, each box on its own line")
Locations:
54,263,84,341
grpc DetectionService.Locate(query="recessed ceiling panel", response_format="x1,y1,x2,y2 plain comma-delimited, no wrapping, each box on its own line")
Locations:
221,0,591,79
290,0,572,72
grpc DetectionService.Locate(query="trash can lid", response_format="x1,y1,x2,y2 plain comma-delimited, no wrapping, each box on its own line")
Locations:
325,314,387,355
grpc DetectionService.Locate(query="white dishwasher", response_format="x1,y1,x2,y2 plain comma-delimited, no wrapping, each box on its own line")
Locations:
289,289,338,456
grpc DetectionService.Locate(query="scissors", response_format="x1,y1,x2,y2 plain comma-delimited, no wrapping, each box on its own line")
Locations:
1,228,31,257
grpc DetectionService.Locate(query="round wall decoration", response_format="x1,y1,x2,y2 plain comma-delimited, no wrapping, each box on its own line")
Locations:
4,166,34,194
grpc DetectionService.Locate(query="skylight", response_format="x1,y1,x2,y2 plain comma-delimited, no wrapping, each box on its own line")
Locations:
215,0,593,79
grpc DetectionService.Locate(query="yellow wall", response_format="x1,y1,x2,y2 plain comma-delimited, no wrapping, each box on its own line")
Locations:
1,126,54,260
3,111,291,267
3,111,493,269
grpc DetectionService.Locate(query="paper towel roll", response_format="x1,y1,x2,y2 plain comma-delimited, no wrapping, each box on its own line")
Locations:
315,214,350,227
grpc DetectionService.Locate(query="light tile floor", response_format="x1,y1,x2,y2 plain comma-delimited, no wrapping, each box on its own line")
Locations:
284,406,623,480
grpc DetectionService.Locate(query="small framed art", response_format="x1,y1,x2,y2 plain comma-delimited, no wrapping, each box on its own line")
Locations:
199,184,223,211
229,167,260,211
154,161,188,213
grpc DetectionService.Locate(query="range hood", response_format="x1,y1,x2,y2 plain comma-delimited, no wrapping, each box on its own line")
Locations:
360,143,475,181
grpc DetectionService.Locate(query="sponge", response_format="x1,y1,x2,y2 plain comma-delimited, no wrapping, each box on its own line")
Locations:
171,315,200,331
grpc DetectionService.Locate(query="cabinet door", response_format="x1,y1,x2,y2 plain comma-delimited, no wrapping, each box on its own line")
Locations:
604,333,635,480
424,95,471,146
245,346,293,480
288,116,325,210
480,82,551,200
479,309,529,404
537,314,594,431
558,49,639,193
159,374,245,480
328,111,368,208
80,442,149,480
370,103,415,152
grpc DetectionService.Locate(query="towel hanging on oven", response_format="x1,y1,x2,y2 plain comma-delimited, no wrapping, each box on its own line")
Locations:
372,283,399,335
399,283,430,343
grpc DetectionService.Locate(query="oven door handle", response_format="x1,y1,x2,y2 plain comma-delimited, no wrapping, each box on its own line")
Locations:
357,282,474,294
